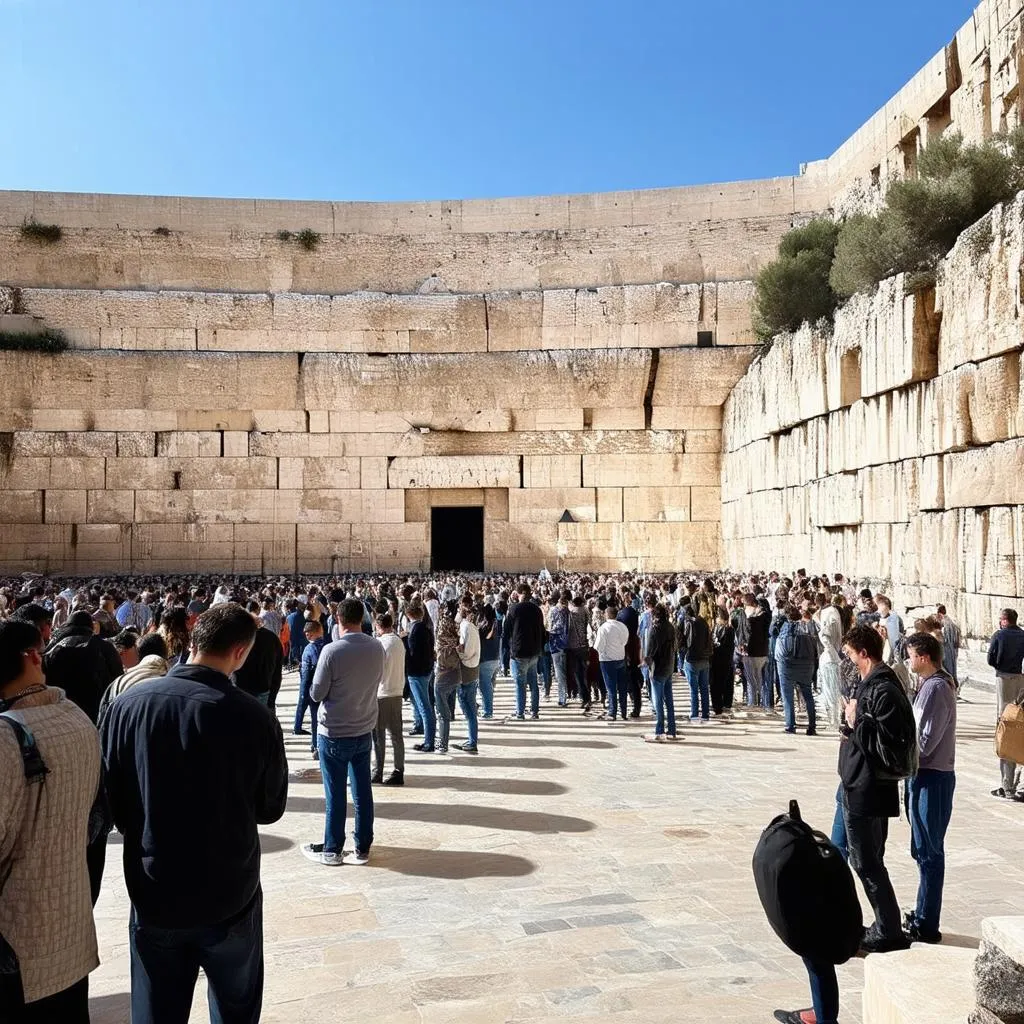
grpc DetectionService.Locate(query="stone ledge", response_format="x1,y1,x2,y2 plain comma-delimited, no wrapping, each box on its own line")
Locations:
862,945,976,1024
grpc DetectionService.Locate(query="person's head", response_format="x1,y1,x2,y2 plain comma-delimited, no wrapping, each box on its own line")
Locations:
68,609,97,634
652,603,668,625
936,604,947,619
113,629,140,669
785,603,801,622
0,619,45,698
12,602,54,644
743,593,757,609
375,612,394,635
304,619,323,641
560,589,571,606
841,624,885,678
339,598,366,632
517,582,531,599
604,604,618,621
716,605,730,624
189,603,258,675
904,631,943,678
407,600,424,622
137,632,169,661
876,594,891,614
999,608,1018,628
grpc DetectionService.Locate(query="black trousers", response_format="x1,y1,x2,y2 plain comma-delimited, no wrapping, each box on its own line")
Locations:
10,976,89,1023
844,805,903,940
627,664,642,715
567,648,589,707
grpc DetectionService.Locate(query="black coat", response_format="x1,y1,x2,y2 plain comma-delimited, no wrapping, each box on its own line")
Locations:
233,627,284,705
504,599,545,660
44,627,123,724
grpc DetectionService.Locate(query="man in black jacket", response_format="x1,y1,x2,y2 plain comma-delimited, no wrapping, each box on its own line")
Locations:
504,583,544,721
41,609,123,725
235,600,284,709
100,603,288,1024
839,624,912,954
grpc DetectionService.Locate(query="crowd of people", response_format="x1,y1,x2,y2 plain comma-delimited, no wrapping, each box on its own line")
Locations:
0,567,1021,1023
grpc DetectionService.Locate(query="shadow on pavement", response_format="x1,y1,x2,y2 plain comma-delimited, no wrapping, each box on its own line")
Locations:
402,775,568,796
367,845,534,878
89,991,130,1024
259,832,296,854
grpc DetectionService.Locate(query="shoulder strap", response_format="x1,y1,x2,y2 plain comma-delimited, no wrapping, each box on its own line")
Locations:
0,714,49,782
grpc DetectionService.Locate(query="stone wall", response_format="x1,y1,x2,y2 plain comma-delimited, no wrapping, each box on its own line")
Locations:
721,195,1024,637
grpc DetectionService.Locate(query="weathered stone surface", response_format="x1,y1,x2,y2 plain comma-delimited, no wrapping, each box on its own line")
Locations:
975,935,1024,1022
508,488,597,524
862,946,976,1024
622,486,690,523
582,453,720,488
389,456,521,490
944,439,1024,509
651,347,755,408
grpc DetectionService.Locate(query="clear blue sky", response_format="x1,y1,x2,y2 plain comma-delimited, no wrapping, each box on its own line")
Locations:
1,0,979,201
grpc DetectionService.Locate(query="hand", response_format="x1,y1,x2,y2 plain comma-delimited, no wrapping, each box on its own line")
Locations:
844,698,857,729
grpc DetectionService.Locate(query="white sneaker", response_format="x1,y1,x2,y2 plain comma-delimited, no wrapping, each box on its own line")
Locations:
642,734,665,743
301,842,343,866
344,849,370,866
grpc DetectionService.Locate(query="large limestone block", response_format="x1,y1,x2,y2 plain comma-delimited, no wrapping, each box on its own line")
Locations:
294,489,404,525
361,457,387,490
0,457,106,491
1,351,300,411
690,486,721,522
301,350,651,412
232,523,296,574
510,409,585,431
278,457,361,490
296,524,352,574
389,456,520,490
969,351,1022,444
0,491,43,524
862,946,975,1024
860,461,919,524
484,522,558,569
117,432,157,457
156,432,222,458
683,430,721,453
652,347,755,408
134,489,285,524
508,488,597,523
419,429,684,457
976,506,1024,596
404,488,486,522
944,438,1024,508
350,523,429,570
87,490,135,524
596,488,623,522
44,489,87,524
650,406,723,430
523,455,581,489
12,431,116,458
587,408,645,430
484,488,509,522
582,453,719,488
622,486,690,522
918,455,945,511
177,457,278,490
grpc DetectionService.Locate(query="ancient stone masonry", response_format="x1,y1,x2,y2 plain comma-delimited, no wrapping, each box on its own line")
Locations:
721,194,1024,638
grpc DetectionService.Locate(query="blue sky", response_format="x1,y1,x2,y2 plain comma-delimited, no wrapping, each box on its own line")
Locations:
1,0,979,201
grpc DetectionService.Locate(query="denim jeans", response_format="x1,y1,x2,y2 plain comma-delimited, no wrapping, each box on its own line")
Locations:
457,681,480,747
650,673,676,736
567,647,589,706
318,732,374,855
511,655,540,717
434,668,461,748
907,769,956,935
830,783,848,861
294,676,319,748
129,889,264,1024
551,650,569,704
408,673,435,747
684,662,710,720
844,800,902,939
538,650,552,695
477,659,499,717
779,663,816,733
802,957,839,1024
600,659,627,719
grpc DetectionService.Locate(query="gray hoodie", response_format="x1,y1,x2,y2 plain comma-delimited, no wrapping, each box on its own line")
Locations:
311,632,384,739
913,670,957,772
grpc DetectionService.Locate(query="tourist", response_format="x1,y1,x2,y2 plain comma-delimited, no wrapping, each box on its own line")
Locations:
285,599,307,668
504,582,544,721
817,596,844,730
903,631,957,944
476,603,501,719
776,604,817,736
453,599,481,753
680,602,712,724
987,607,1024,800
433,601,462,752
42,609,122,725
100,603,288,1024
0,618,101,1023
406,600,437,750
373,612,406,785
741,593,770,710
935,604,961,684
97,632,170,723
567,593,591,712
303,597,382,866
235,600,284,709
594,603,629,723
112,628,140,671
93,593,120,637
839,624,911,953
710,604,735,716
295,618,327,755
616,588,642,717
644,602,678,741
548,589,571,707
157,606,191,668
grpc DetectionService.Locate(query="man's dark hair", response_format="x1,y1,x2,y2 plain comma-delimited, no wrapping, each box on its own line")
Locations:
1002,608,1018,626
376,612,394,631
112,629,138,652
137,633,169,660
842,624,884,662
0,620,42,687
936,604,947,616
12,603,53,628
339,598,366,627
190,603,257,655
304,618,323,634
904,631,943,666
859,588,874,600
68,610,95,631
517,582,531,598
244,599,261,614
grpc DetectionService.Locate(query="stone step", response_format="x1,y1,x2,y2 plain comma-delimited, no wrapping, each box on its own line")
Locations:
863,945,976,1024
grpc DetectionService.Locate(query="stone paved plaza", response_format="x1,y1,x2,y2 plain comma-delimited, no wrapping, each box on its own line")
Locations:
88,674,1021,1024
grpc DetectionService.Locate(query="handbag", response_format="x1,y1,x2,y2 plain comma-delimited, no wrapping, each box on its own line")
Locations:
995,696,1024,763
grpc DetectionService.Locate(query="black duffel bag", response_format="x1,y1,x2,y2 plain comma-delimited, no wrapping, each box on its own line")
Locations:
752,799,862,965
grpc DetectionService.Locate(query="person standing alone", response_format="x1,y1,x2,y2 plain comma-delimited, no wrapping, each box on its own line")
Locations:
373,612,406,786
987,607,1024,800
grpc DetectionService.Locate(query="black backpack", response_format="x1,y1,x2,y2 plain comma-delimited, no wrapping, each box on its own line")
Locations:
860,676,919,782
752,799,862,965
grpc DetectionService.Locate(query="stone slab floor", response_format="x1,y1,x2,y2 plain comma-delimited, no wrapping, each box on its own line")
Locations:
89,674,1024,1023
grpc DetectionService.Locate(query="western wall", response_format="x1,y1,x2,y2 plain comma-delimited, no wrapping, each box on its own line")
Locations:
0,0,1023,636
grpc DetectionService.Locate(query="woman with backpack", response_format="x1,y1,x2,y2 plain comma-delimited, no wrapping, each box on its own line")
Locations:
775,604,817,736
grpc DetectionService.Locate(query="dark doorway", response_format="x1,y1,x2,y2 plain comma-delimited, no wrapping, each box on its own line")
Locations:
431,506,484,572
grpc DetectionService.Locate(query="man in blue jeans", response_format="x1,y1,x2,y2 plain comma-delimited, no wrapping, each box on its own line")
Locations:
100,603,288,1024
302,598,383,867
504,583,544,721
903,631,957,944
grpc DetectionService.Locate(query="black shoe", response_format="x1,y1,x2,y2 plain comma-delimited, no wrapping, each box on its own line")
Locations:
629,711,641,719
293,728,309,736
413,743,434,752
860,927,911,954
453,742,478,753
407,728,424,737
382,770,404,786
903,913,942,944
806,729,817,736
371,772,384,784
773,1012,813,1024
530,713,539,720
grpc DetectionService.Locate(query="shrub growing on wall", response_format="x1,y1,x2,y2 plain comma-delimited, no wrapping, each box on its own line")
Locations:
0,330,68,353
753,218,840,341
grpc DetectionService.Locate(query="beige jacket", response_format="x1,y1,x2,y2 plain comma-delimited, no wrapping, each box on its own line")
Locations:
0,688,100,1002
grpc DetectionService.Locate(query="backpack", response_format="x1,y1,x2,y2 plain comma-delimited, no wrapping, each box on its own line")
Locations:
752,799,863,965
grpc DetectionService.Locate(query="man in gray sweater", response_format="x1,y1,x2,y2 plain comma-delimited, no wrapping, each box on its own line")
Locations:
301,598,383,867
904,631,957,944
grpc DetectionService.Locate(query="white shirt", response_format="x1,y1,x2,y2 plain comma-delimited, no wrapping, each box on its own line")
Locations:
377,633,406,698
459,618,481,668
594,619,629,662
